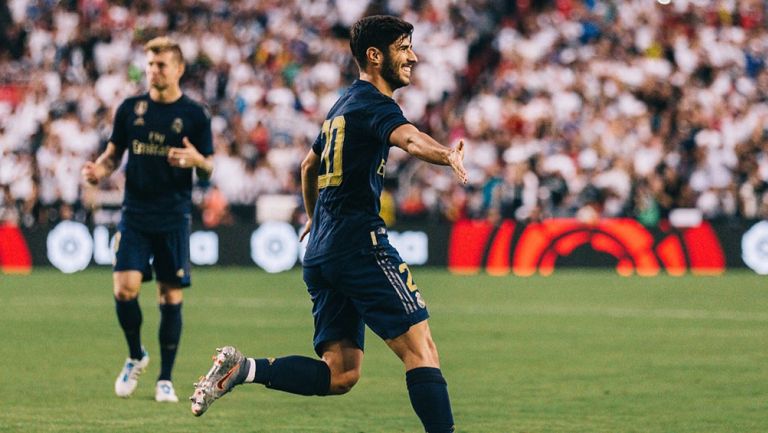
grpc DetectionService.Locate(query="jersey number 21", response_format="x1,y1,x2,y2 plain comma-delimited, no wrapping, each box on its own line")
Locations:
318,115,345,189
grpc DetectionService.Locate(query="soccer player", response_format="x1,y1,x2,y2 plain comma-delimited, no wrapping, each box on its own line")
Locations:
190,15,466,433
82,37,213,402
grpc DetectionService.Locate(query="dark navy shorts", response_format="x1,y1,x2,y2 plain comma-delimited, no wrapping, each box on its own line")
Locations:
113,219,191,288
303,230,429,356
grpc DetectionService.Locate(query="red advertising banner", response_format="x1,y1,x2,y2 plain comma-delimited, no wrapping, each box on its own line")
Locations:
0,224,32,274
4,218,763,275
448,218,726,276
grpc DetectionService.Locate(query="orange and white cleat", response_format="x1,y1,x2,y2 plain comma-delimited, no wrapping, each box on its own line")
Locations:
190,346,246,416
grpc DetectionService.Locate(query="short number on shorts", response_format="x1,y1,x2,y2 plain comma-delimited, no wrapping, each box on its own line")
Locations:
398,263,418,292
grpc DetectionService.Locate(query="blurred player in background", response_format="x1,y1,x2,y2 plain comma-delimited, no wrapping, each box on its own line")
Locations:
82,37,213,402
191,15,466,433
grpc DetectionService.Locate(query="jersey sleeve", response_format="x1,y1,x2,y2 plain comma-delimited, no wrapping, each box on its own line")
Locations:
367,98,410,146
193,106,214,156
311,132,323,156
108,100,130,152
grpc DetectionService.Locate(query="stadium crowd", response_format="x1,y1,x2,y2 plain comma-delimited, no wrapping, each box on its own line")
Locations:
1,0,767,229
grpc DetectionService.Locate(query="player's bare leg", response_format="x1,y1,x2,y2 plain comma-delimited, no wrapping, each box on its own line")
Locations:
386,320,440,369
320,339,363,395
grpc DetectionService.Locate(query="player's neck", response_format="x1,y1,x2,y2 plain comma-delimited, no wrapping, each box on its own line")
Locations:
149,86,183,104
359,72,394,98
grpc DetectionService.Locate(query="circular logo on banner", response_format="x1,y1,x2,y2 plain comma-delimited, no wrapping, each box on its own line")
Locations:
190,231,219,265
742,221,768,275
47,221,93,273
251,222,299,273
389,231,428,265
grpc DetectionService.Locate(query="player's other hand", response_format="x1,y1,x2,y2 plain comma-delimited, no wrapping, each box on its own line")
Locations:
81,161,102,185
168,137,202,169
299,219,312,242
448,140,468,184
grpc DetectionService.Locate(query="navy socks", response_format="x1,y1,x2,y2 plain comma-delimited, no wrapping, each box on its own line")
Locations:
236,357,454,433
115,298,183,381
115,297,143,360
158,303,183,381
406,367,455,433
246,356,331,396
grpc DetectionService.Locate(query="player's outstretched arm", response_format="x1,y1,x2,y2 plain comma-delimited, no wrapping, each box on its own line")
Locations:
81,142,123,185
390,123,468,184
299,149,321,241
167,137,214,180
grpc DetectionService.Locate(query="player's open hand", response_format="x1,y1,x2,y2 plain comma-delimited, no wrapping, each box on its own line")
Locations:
448,140,468,184
81,161,102,185
168,137,202,169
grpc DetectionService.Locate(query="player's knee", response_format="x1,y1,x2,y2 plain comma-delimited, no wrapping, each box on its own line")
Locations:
113,285,139,301
158,286,183,304
113,272,141,300
329,370,360,395
409,348,440,368
392,337,441,368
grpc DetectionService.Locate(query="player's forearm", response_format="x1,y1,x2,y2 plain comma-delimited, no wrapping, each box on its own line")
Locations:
93,144,121,178
195,156,214,180
301,157,319,218
392,124,467,184
402,131,452,166
301,174,319,218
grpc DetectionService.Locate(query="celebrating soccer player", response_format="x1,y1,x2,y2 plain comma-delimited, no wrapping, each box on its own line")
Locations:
190,16,466,433
82,37,214,403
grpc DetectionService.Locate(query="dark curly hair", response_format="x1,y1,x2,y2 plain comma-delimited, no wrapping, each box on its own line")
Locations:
349,15,413,69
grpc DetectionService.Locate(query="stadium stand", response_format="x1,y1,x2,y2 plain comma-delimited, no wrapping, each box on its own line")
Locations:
1,0,766,229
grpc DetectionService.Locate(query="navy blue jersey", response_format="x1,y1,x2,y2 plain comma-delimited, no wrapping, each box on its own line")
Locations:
110,93,213,231
303,80,410,265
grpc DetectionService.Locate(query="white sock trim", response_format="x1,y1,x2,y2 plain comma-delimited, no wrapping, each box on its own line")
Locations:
245,358,256,383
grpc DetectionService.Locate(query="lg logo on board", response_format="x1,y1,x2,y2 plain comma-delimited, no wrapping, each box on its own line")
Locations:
45,221,428,274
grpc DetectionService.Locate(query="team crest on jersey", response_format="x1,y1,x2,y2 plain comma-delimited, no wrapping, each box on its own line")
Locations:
134,100,148,116
415,292,427,309
134,101,147,126
171,118,183,134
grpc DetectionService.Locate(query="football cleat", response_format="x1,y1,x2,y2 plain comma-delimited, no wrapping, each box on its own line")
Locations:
155,380,179,402
114,349,149,398
190,346,245,416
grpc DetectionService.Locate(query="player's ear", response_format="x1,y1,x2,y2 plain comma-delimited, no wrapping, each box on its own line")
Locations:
366,47,382,67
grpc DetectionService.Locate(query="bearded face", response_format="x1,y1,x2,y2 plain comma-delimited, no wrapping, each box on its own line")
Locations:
380,36,417,91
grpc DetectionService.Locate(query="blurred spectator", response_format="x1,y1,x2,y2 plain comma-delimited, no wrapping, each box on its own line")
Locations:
202,185,233,228
0,184,20,224
400,183,429,221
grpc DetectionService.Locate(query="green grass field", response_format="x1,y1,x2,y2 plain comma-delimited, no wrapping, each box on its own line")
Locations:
1,267,767,433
